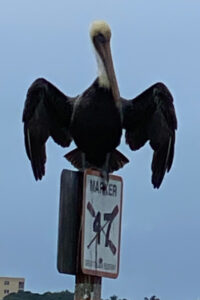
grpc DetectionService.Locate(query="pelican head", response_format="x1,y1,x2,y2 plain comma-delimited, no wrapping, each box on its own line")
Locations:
90,20,120,103
90,20,111,42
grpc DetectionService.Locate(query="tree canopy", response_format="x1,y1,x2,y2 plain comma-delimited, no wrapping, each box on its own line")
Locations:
3,290,131,300
3,290,73,300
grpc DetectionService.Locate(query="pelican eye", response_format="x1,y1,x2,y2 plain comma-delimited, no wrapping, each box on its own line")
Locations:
96,33,106,43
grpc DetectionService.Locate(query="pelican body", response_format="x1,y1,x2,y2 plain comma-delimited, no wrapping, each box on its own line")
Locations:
70,79,122,168
22,21,177,188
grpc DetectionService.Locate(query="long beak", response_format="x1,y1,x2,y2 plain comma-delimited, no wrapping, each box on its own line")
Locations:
96,40,120,105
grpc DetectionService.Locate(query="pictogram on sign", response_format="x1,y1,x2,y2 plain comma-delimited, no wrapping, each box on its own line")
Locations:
81,169,123,278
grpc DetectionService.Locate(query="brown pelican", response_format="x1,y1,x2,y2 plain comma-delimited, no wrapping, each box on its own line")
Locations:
22,20,177,188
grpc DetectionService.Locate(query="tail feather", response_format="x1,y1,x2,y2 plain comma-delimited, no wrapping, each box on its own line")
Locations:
64,148,129,173
64,148,85,170
108,149,129,172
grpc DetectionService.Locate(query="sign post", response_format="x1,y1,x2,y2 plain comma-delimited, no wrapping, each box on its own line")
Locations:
74,273,102,300
57,169,123,300
82,169,123,278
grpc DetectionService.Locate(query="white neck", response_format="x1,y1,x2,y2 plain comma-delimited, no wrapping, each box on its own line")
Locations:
95,51,110,88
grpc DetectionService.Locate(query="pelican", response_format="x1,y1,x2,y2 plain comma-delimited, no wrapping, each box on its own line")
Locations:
22,20,177,188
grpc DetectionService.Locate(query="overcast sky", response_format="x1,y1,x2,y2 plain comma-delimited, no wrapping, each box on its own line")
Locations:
1,1,200,300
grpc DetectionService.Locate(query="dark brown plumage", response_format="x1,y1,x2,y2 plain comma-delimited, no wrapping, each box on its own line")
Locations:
22,20,177,188
122,82,177,188
22,78,75,180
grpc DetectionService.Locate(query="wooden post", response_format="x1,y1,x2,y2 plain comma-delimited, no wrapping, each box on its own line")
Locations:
74,273,102,300
73,171,102,300
57,170,102,300
58,169,122,299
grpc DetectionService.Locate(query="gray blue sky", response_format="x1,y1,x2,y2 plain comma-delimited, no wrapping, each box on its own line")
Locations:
1,1,200,299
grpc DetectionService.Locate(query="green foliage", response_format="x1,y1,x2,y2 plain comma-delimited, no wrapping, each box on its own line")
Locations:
144,296,160,300
3,290,129,300
110,296,118,300
104,296,127,300
3,290,74,300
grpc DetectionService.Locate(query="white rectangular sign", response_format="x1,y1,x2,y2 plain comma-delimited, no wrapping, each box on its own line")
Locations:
81,169,123,278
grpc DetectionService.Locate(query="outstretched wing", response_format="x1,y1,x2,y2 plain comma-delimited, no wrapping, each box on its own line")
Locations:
122,82,177,188
22,78,76,180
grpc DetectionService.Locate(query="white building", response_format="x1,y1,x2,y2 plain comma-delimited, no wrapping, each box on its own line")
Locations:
0,277,25,300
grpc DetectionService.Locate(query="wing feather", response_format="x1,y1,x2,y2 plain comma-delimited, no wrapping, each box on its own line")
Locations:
122,82,177,188
22,78,76,180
